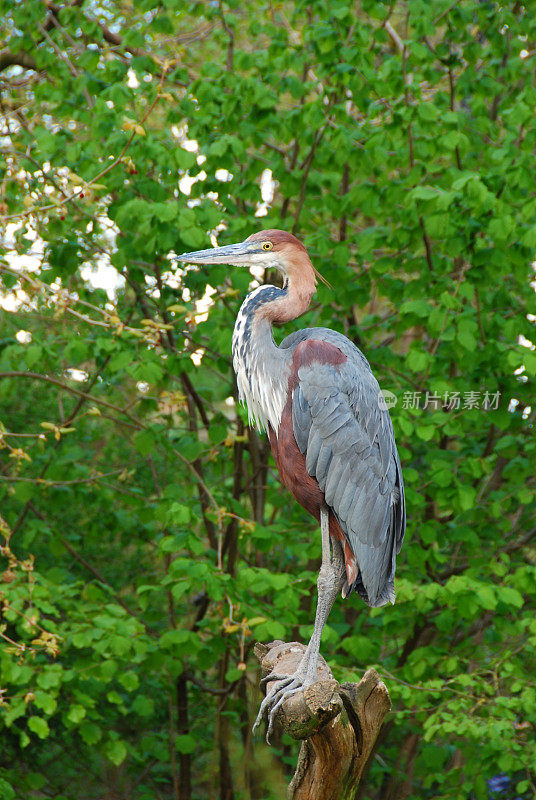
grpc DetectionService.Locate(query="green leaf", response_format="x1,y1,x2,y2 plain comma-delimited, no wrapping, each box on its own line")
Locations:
457,330,477,351
67,704,86,724
208,424,228,444
523,350,536,376
476,586,497,610
407,350,429,371
28,717,50,739
255,620,286,639
0,779,15,800
522,226,536,248
118,671,139,692
440,131,469,151
224,667,243,683
171,579,191,600
132,695,155,717
175,734,197,754
79,722,102,745
24,344,43,368
417,103,439,121
409,185,440,201
153,201,179,222
507,101,531,125
109,350,132,372
105,739,128,766
458,486,476,511
416,425,435,442
133,430,156,455
167,502,190,525
180,226,206,248
497,586,524,609
175,148,197,170
33,691,57,715
36,667,63,690
209,139,228,157
131,360,164,383
400,300,430,317
488,215,514,243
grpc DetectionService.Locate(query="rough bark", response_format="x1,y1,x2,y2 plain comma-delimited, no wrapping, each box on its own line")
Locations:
255,641,391,800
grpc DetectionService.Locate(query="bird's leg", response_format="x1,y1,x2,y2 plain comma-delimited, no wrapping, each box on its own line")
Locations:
253,506,346,741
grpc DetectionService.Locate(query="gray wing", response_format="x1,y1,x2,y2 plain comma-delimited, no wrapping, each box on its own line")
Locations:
292,349,405,607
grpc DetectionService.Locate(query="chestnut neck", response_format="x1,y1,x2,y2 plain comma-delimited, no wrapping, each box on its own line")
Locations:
230,245,318,432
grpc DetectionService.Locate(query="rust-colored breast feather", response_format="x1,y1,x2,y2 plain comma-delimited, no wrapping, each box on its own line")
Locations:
268,339,358,586
268,396,323,519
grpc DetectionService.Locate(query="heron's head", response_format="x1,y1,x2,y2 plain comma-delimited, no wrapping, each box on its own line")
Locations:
177,229,329,288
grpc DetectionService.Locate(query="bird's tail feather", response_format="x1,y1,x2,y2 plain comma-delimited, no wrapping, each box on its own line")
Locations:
342,575,395,606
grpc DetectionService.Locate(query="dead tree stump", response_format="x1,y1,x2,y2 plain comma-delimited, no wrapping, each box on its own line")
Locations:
255,641,391,800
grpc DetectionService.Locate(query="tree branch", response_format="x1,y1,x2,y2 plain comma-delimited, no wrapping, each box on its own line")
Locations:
0,372,142,427
419,216,434,271
292,125,328,234
218,0,234,71
255,641,391,799
0,50,38,73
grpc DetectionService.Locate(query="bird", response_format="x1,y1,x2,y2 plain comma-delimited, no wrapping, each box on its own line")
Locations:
177,229,405,740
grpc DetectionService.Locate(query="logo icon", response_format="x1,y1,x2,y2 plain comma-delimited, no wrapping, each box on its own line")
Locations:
378,390,397,411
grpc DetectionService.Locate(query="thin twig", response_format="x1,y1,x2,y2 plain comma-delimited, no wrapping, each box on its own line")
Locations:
218,0,234,71
0,469,122,486
292,124,328,234
60,534,155,633
384,20,404,54
0,372,142,426
434,0,460,25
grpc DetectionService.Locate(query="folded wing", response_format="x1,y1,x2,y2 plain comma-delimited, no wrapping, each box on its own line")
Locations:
292,355,405,607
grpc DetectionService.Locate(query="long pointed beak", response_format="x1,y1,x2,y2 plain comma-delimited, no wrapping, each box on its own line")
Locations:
176,240,258,267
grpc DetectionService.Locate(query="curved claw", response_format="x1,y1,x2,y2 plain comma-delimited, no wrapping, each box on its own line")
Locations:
265,684,301,742
252,674,294,736
259,671,293,687
253,672,309,743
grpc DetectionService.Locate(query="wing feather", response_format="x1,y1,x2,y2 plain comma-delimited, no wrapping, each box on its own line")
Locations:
292,386,311,453
304,428,322,475
315,443,333,484
291,341,405,608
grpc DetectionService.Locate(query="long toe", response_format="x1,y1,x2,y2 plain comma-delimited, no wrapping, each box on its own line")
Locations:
259,671,295,687
253,673,309,742
265,684,302,742
252,675,295,734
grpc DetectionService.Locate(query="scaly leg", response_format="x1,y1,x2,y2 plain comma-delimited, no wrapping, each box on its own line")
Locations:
253,506,346,742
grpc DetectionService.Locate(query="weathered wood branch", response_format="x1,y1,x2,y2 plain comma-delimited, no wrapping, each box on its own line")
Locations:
0,50,38,73
255,641,391,800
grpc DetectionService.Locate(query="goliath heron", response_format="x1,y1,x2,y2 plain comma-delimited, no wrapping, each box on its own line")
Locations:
177,229,405,739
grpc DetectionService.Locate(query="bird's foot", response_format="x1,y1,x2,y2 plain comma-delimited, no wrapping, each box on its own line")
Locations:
253,669,313,743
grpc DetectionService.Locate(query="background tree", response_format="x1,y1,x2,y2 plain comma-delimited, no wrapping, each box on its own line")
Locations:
0,1,535,798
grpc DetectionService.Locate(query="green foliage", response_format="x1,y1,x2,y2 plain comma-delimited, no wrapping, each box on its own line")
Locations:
0,1,535,798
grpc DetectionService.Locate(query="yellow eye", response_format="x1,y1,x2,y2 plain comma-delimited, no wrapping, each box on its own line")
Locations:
262,241,273,251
